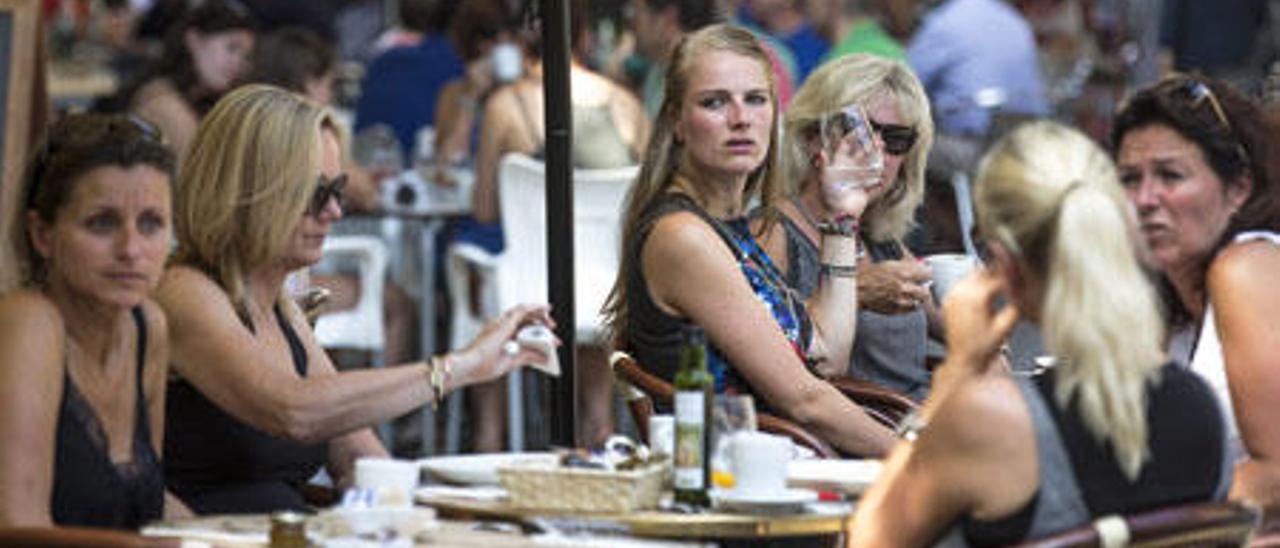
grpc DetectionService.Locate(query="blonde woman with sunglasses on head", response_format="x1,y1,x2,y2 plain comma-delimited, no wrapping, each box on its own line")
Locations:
853,121,1229,547
1113,75,1280,506
157,85,557,514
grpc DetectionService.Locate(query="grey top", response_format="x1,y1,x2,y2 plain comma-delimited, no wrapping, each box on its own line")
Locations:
948,365,1231,546
779,213,931,400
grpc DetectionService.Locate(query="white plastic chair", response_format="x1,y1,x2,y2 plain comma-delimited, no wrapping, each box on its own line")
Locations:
315,235,390,359
444,153,638,451
313,235,390,439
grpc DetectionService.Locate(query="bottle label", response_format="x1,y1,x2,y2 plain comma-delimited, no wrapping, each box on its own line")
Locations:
674,390,706,490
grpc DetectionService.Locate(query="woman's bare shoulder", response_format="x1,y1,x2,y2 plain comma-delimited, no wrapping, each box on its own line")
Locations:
155,266,233,318
1207,238,1280,308
0,290,66,376
0,289,63,332
645,209,725,257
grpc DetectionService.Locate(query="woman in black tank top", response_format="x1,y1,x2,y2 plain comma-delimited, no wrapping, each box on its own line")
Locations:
852,123,1228,546
0,114,176,527
157,85,557,513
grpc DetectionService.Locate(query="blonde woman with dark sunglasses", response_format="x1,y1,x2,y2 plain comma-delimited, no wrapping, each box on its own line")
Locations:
755,54,938,399
1113,75,1280,506
157,85,556,514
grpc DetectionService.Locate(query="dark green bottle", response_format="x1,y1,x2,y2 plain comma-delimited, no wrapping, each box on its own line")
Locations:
673,325,713,507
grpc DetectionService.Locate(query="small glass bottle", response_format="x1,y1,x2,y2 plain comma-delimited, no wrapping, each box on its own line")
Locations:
269,510,307,548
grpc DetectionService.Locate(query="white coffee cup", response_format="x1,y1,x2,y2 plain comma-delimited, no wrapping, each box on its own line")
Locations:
648,414,675,457
491,42,523,83
354,458,420,507
730,432,791,495
924,253,978,304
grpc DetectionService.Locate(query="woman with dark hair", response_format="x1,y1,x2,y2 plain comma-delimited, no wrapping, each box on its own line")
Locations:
248,26,336,107
1112,74,1280,505
0,114,183,527
128,0,255,162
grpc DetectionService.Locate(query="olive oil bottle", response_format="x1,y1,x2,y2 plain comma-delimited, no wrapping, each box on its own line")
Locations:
673,325,713,506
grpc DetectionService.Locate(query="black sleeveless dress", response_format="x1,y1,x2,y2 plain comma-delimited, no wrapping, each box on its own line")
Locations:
165,305,327,514
51,307,164,528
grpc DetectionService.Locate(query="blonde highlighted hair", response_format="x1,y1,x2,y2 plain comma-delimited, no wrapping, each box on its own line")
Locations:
172,84,340,322
603,24,783,346
975,121,1165,479
782,54,933,241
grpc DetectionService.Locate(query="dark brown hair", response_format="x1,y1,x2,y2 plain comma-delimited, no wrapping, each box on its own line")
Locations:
248,27,335,94
12,114,175,284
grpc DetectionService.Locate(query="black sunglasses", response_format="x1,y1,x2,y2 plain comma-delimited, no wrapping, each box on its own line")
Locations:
308,173,348,215
870,121,918,156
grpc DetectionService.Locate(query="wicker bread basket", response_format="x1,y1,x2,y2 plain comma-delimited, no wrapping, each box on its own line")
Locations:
498,460,666,513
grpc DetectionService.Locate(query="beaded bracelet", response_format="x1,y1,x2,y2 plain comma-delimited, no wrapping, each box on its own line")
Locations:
816,215,860,237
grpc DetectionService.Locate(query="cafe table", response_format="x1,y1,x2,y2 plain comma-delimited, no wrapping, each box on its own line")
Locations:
416,493,856,541
142,509,723,547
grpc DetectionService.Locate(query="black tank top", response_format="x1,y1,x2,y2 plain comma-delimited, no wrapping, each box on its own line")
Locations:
165,305,327,514
51,307,164,528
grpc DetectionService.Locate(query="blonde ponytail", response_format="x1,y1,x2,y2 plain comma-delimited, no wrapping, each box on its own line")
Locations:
976,121,1165,479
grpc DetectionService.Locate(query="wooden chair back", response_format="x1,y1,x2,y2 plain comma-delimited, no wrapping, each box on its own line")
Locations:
1009,501,1261,548
827,376,919,428
0,527,179,547
609,351,840,459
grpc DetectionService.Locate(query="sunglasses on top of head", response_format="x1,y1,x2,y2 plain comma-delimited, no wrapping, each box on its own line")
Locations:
308,173,348,216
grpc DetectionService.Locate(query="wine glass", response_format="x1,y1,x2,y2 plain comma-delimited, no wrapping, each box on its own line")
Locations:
710,394,758,489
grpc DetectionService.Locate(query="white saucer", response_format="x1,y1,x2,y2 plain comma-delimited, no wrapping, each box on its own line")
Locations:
714,488,818,514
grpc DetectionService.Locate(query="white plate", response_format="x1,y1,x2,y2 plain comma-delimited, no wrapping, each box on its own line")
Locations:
787,459,882,495
418,452,558,486
714,488,818,514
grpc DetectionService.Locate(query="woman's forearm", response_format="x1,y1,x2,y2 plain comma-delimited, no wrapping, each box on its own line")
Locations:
809,233,859,376
789,381,895,457
257,361,440,443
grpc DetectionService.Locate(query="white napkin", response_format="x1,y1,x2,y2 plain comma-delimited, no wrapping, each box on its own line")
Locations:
415,485,509,502
140,525,269,546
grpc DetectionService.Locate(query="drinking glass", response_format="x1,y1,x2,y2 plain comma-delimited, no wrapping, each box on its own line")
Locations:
822,105,884,192
710,394,758,489
353,124,404,182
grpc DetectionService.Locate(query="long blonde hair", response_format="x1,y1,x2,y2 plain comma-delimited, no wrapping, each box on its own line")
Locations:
975,121,1164,479
782,54,933,241
173,84,340,322
602,24,783,346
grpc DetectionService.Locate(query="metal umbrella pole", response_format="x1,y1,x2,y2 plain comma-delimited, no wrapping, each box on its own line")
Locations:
541,0,577,449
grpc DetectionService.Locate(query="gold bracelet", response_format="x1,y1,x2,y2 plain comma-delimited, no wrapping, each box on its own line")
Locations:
427,355,453,410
